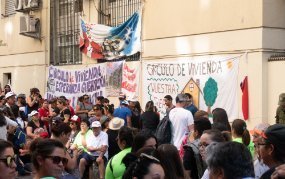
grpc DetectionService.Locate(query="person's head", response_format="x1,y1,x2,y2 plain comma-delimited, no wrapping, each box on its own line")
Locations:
154,144,185,179
5,92,16,106
69,115,80,131
0,140,17,179
16,94,26,106
132,131,157,153
96,96,104,105
199,129,226,161
91,121,101,136
164,95,173,107
119,92,126,101
51,123,72,145
121,100,129,107
184,93,192,106
4,85,11,94
82,94,89,103
80,119,90,133
103,98,110,106
103,104,114,117
194,117,212,139
93,104,104,116
129,100,136,111
231,119,250,146
145,101,154,112
49,98,57,109
30,110,39,121
123,153,165,179
250,123,270,145
109,117,125,131
134,101,142,113
278,93,285,107
56,98,67,110
42,99,49,109
30,88,40,96
194,110,209,119
212,108,231,132
0,96,5,106
206,142,254,179
117,126,134,150
175,94,188,107
30,138,67,178
258,124,285,167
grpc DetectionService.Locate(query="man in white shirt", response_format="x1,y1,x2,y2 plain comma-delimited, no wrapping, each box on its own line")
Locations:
169,94,194,150
87,121,108,179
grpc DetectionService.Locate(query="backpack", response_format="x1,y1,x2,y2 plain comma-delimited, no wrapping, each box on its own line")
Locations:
155,115,172,145
13,127,26,150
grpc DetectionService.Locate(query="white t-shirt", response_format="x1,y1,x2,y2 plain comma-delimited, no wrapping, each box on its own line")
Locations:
0,116,18,140
87,131,109,159
169,107,194,149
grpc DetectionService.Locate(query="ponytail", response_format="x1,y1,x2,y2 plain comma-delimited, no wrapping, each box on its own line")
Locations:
232,119,251,146
242,129,250,146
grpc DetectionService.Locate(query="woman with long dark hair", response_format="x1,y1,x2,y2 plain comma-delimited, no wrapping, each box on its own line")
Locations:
154,144,188,179
140,101,160,134
232,119,254,157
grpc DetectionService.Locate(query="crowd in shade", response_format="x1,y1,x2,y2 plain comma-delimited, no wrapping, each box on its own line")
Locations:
0,84,285,179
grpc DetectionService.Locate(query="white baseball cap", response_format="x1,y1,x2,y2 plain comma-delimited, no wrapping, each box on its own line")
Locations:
5,92,16,99
91,121,101,128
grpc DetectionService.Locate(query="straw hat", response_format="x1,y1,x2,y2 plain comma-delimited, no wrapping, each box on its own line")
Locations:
109,117,125,130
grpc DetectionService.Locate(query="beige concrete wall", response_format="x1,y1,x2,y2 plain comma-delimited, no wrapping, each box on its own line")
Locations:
143,0,262,40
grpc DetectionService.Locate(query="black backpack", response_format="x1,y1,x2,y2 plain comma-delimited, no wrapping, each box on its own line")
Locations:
155,115,172,145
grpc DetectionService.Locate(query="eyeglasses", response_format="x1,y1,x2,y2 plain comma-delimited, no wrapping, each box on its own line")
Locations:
0,155,16,167
256,143,268,148
45,156,68,165
84,98,89,100
199,143,209,148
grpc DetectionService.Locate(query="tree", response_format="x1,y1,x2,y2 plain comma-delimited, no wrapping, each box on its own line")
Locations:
203,77,218,113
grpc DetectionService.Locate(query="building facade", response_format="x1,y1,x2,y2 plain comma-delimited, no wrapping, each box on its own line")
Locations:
0,0,285,127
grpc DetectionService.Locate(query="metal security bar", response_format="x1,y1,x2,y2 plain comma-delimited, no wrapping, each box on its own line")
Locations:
50,0,82,65
98,0,141,62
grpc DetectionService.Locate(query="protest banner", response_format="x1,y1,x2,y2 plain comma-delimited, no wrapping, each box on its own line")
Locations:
142,55,240,121
121,61,140,100
46,64,106,107
106,61,123,97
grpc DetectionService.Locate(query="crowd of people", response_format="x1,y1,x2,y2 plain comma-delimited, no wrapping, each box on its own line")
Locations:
0,84,285,179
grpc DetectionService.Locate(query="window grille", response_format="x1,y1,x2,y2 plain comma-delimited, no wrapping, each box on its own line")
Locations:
1,0,16,17
50,0,82,65
98,0,141,62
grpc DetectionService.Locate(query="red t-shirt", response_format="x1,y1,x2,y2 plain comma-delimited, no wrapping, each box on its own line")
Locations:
38,107,50,128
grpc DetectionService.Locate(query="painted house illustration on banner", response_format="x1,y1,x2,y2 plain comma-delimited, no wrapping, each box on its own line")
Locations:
182,78,202,108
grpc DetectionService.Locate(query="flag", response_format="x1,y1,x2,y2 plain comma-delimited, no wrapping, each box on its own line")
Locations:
240,76,249,120
79,10,141,60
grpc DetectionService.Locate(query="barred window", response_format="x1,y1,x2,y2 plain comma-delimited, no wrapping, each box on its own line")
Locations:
1,0,16,17
50,0,83,65
98,0,141,62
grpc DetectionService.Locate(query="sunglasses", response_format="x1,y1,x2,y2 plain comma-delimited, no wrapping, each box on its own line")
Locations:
0,155,16,167
70,122,75,125
45,156,68,165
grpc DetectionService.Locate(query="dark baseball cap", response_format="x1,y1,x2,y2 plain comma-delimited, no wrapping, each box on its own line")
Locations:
262,124,285,150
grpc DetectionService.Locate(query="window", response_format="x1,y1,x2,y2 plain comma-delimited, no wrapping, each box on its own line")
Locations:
1,0,16,17
98,0,141,62
50,0,83,65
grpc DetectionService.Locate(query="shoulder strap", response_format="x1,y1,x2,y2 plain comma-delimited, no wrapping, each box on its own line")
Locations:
109,157,114,173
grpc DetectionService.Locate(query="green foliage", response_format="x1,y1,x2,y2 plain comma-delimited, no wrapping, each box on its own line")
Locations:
203,77,218,107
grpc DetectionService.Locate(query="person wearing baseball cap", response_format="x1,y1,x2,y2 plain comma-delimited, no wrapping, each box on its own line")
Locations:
79,121,108,179
5,92,16,120
27,110,47,139
259,124,285,178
